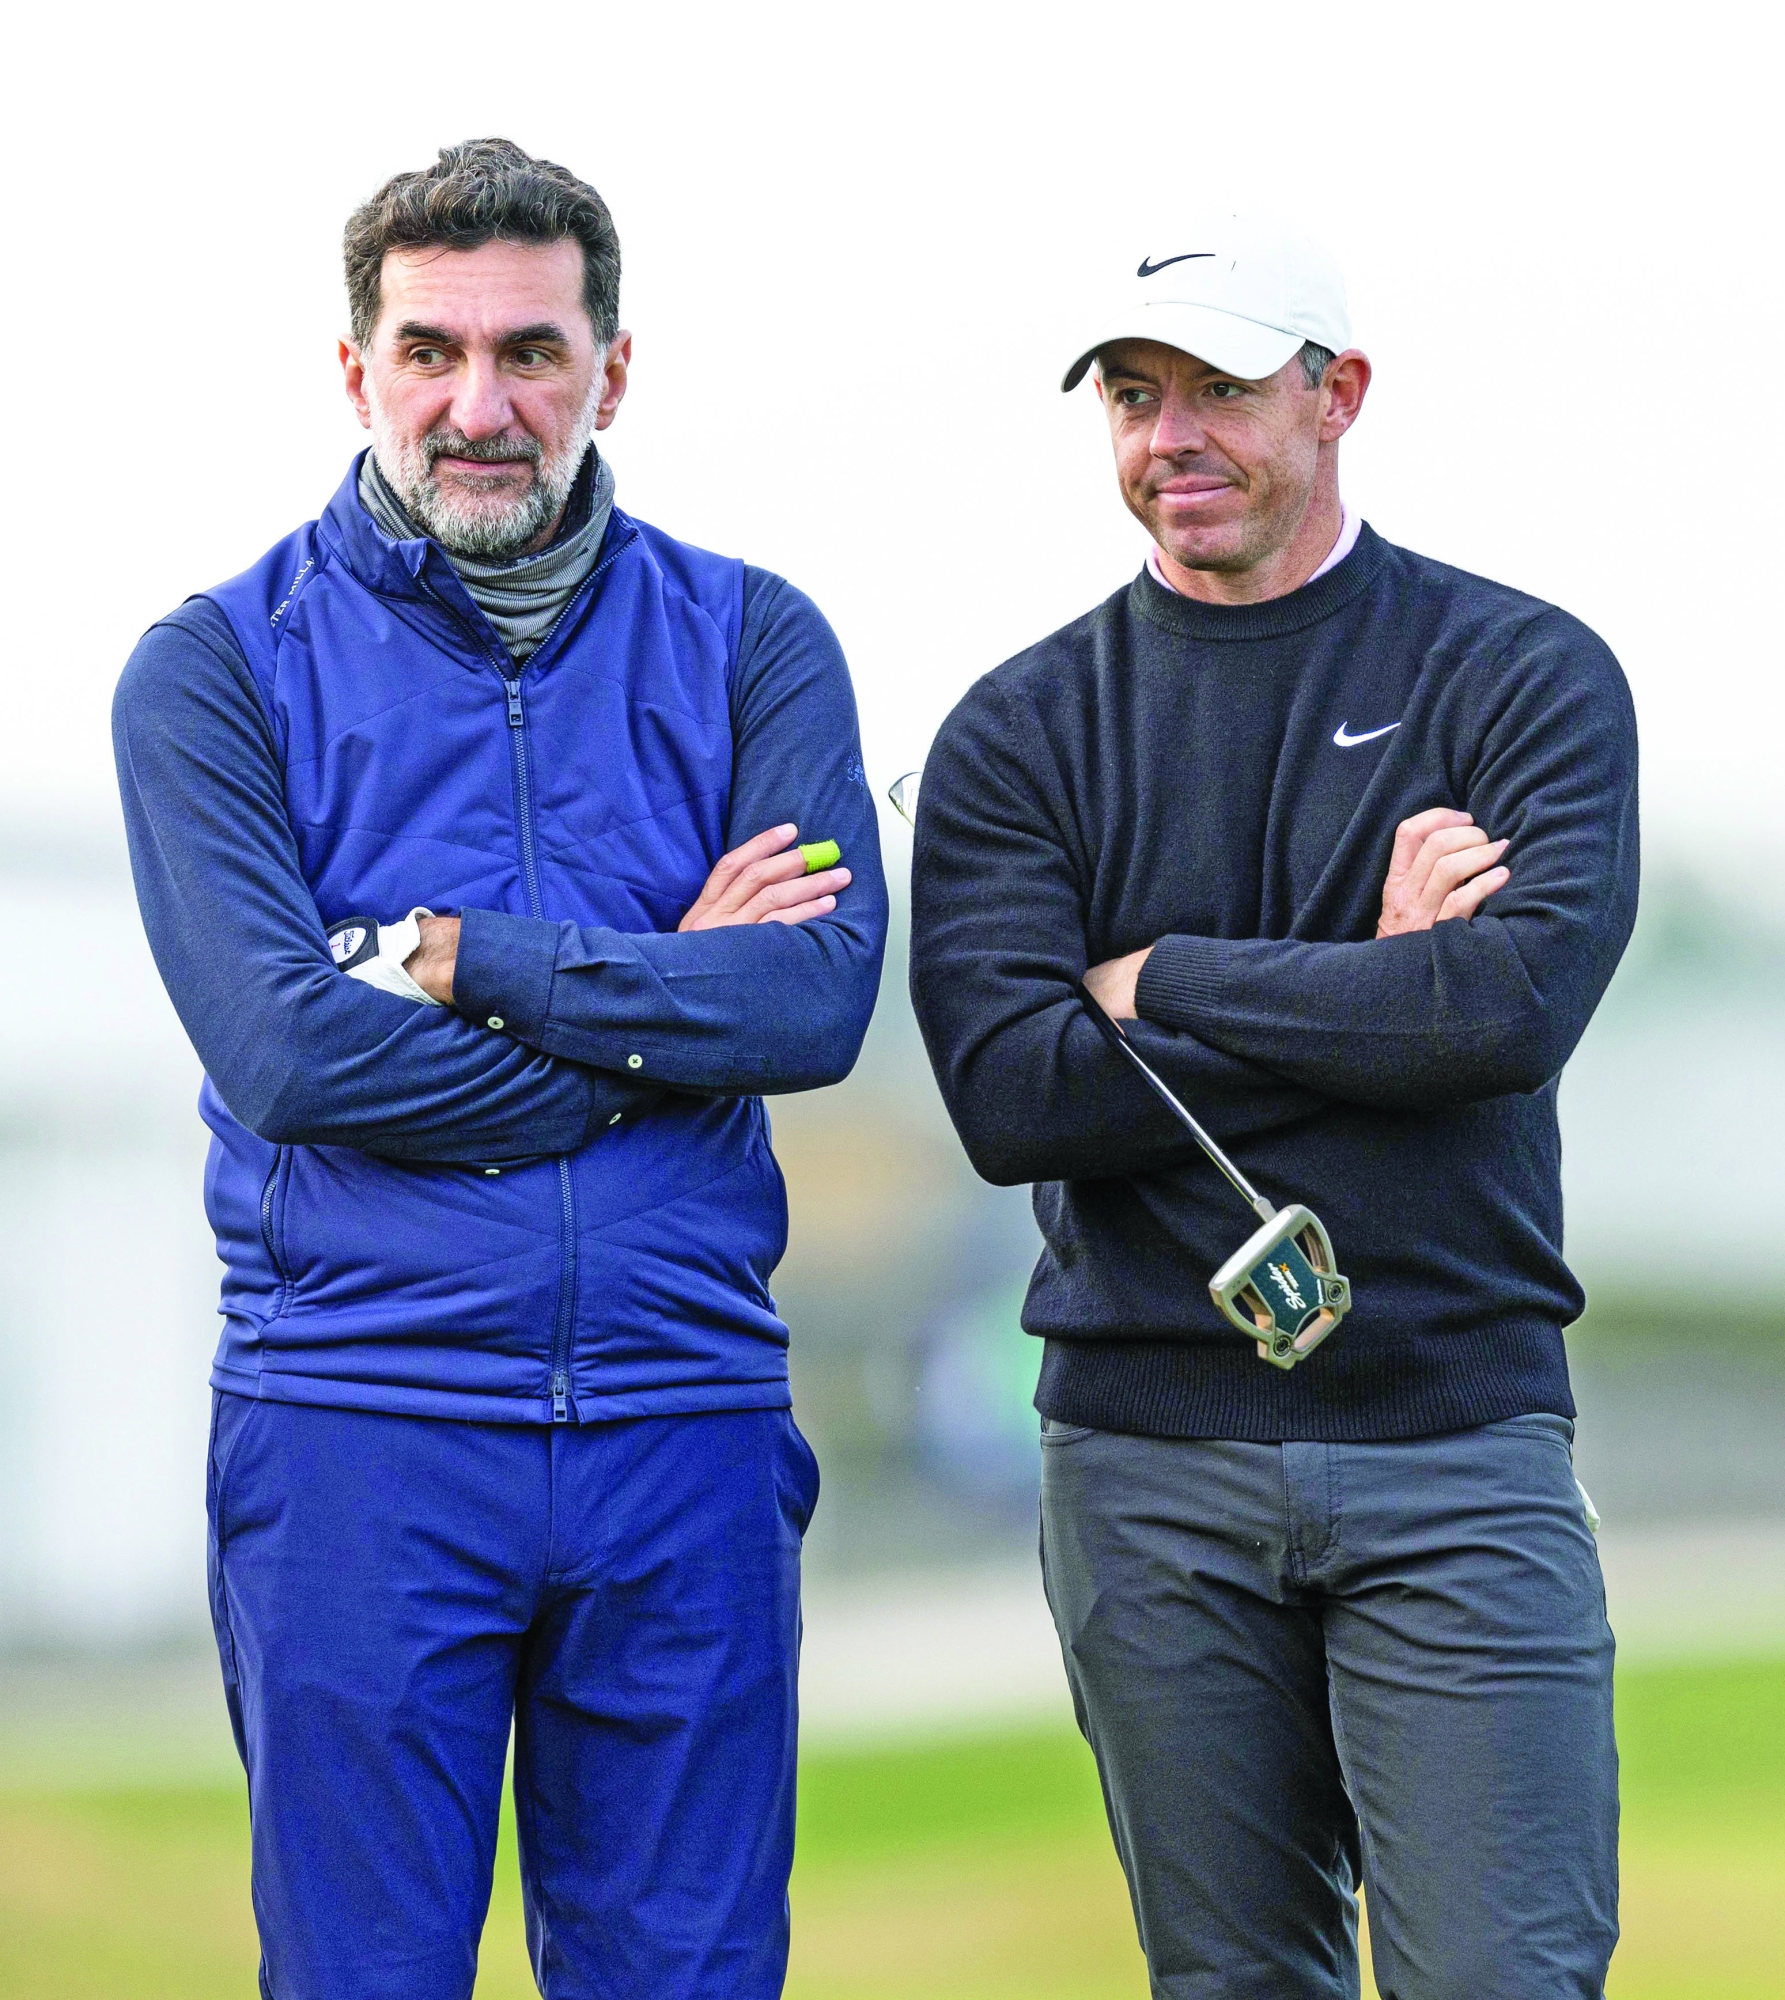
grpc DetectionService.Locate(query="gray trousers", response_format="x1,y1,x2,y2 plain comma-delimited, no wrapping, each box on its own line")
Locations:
1038,1413,1618,1999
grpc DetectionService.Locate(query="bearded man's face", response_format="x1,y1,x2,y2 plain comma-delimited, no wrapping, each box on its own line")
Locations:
342,237,627,560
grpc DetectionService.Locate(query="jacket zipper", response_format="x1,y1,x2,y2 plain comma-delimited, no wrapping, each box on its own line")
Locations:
502,670,579,1424
432,528,635,1427
496,669,574,1421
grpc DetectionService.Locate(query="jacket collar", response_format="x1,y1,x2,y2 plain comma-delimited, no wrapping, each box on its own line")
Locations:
317,450,471,606
313,451,640,669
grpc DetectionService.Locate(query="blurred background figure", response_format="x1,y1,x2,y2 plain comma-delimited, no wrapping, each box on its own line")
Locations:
2,3,1782,1994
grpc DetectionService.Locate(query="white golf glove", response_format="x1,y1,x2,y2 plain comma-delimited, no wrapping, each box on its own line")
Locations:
325,908,444,1007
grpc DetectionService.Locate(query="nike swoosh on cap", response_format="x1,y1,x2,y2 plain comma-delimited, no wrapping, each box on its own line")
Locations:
1332,721,1401,748
1136,253,1215,278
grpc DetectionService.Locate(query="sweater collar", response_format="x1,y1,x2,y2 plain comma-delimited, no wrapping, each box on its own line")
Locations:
1130,521,1388,643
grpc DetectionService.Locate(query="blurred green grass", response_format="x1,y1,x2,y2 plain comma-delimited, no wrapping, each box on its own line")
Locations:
2,1659,1780,1997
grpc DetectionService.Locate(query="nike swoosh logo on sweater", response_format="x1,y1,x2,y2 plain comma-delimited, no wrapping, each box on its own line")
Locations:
1332,721,1401,747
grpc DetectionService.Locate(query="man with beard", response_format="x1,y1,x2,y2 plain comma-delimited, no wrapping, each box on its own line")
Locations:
113,139,886,2000
908,215,1631,1996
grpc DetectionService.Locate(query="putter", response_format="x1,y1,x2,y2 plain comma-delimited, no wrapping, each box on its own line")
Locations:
1075,984,1349,1367
890,768,1351,1370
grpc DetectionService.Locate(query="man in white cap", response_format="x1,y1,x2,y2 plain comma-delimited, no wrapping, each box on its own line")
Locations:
909,215,1632,1995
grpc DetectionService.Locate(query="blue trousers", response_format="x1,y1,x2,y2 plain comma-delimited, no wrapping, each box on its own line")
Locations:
207,1393,819,2000
1039,1412,1619,1999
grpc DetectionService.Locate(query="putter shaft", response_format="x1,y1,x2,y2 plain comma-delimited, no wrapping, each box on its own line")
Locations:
1078,983,1276,1223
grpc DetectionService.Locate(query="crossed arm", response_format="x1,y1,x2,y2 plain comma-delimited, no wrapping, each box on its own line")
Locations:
407,575,886,1099
1082,805,1512,1017
407,824,854,998
908,626,1637,1188
114,574,885,1163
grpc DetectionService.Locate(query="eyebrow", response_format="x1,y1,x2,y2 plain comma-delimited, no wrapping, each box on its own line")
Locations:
392,320,575,349
1101,360,1236,391
500,322,573,348
1093,350,1158,381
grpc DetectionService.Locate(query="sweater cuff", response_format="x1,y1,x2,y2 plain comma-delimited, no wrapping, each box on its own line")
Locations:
454,907,560,1043
1135,934,1231,1030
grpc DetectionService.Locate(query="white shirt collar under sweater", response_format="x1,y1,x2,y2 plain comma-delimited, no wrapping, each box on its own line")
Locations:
1146,504,1359,596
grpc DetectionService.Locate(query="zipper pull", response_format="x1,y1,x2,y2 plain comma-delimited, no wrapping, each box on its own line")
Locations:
504,677,525,728
552,1369,569,1423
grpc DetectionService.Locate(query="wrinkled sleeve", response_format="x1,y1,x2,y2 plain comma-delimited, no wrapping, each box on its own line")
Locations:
909,675,1326,1187
113,600,655,1161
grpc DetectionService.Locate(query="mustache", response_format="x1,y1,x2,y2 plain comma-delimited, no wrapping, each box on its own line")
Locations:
422,429,542,471
1146,453,1240,488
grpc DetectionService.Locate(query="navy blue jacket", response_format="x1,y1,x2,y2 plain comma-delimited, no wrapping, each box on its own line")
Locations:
114,457,886,1424
910,528,1638,1442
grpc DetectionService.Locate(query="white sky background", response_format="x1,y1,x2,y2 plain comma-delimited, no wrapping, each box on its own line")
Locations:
3,0,1779,873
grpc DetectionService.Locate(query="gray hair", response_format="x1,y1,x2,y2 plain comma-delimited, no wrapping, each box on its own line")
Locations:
1297,341,1337,388
344,138,621,348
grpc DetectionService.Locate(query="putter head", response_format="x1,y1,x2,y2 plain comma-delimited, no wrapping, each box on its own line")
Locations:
1209,1204,1351,1370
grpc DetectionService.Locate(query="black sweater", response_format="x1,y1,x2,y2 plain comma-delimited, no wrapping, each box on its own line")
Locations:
908,526,1639,1441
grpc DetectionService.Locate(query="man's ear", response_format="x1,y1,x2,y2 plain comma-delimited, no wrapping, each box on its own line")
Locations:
340,338,373,431
1318,350,1371,443
592,331,633,433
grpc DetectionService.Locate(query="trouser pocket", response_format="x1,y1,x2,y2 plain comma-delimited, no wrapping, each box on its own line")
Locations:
206,1391,262,1768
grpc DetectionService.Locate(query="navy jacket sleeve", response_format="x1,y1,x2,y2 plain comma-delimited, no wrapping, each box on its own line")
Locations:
908,676,1326,1188
451,569,888,1095
113,600,657,1162
1134,610,1640,1109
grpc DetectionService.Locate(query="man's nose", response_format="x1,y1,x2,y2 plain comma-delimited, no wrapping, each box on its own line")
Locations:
1150,393,1208,458
448,357,517,440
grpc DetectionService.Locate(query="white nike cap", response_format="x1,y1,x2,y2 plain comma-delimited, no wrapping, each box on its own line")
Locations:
1061,213,1352,391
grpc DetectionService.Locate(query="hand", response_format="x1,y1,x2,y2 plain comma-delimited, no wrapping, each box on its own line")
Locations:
678,824,851,932
1082,945,1155,1021
406,914,461,1004
1376,808,1509,938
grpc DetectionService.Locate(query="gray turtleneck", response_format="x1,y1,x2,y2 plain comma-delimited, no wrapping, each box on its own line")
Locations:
358,449,615,662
